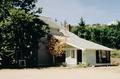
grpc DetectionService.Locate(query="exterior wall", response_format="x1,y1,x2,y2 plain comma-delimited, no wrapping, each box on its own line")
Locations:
37,27,60,66
37,38,53,66
65,49,77,67
82,50,96,65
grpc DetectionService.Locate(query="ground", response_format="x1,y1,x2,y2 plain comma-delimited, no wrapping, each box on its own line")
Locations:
0,66,120,79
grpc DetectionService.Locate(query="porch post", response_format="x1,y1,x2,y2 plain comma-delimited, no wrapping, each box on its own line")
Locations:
75,49,77,65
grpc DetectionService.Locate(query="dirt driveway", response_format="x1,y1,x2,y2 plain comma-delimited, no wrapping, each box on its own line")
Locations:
0,66,120,79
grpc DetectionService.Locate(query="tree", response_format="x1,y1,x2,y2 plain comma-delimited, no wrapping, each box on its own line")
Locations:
0,0,49,67
71,17,86,39
78,17,85,27
47,35,65,57
72,22,120,49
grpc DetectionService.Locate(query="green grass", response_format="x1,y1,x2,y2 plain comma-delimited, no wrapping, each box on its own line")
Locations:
111,49,120,58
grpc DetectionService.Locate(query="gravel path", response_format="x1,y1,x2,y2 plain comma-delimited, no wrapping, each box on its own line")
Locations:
0,66,120,79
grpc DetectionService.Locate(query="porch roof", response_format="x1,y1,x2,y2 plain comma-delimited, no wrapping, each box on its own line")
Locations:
59,29,112,51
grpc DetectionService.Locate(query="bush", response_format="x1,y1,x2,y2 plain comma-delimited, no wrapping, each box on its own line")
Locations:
78,62,89,68
111,49,120,58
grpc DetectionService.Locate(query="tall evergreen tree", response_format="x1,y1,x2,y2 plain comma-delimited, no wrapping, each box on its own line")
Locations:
79,17,85,27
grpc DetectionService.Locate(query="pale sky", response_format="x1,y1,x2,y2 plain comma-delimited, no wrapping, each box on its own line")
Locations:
37,0,120,25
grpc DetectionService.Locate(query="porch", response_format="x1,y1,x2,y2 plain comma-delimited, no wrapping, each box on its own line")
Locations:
54,49,111,67
54,47,82,67
65,49,82,67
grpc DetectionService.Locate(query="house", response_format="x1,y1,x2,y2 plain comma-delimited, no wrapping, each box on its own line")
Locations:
37,16,112,67
56,29,112,67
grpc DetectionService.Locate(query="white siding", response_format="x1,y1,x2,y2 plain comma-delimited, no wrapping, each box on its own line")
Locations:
82,50,96,65
65,49,77,67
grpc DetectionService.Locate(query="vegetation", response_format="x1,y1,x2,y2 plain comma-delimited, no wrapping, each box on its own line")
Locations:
48,34,64,56
111,50,120,66
111,50,120,58
78,62,89,68
78,17,85,27
0,0,49,67
71,18,120,66
1,0,120,68
71,19,120,49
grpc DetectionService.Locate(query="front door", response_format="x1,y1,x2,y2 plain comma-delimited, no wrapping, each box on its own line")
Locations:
77,50,82,64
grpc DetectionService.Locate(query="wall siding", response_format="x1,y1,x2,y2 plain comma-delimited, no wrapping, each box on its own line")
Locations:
82,50,96,65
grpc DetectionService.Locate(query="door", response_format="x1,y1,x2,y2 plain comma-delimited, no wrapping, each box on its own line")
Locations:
77,50,82,64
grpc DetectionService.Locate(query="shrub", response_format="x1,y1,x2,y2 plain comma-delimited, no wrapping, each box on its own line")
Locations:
78,62,89,68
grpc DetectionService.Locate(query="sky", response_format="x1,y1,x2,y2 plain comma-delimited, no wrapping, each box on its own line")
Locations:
37,0,120,25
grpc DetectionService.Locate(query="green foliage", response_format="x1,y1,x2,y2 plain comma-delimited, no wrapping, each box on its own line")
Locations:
78,62,89,68
71,21,120,49
78,17,85,27
0,0,49,67
111,50,120,58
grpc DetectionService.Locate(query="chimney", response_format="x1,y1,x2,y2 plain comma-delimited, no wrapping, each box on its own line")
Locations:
64,24,72,31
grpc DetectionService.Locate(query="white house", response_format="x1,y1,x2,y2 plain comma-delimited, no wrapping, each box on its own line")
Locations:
56,29,112,67
38,16,112,67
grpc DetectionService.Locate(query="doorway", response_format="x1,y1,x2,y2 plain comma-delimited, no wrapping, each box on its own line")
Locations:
77,50,82,64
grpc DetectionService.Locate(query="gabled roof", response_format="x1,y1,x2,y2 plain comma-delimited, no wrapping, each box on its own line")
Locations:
39,16,63,29
60,29,112,51
40,16,112,51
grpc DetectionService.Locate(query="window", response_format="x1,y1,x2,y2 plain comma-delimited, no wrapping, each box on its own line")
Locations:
96,50,110,63
71,50,75,58
101,51,107,58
